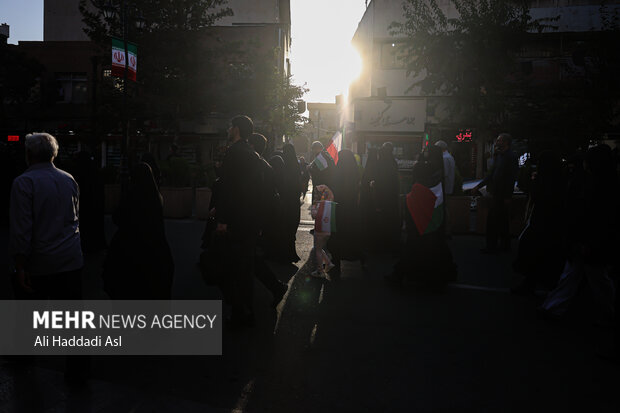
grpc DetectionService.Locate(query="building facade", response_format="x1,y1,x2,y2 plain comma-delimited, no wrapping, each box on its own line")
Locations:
349,0,620,180
4,0,292,168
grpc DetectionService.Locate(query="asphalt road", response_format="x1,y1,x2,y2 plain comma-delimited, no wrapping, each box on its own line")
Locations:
1,191,619,412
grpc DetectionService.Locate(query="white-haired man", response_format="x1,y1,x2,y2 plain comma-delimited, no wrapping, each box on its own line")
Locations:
10,133,83,299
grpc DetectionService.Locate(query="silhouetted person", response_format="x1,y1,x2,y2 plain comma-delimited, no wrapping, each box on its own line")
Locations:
374,142,401,252
299,156,310,200
511,150,566,295
215,115,263,327
360,147,379,250
309,141,336,202
265,155,287,260
9,132,86,383
249,133,288,307
329,149,363,274
281,143,302,262
386,145,456,287
474,133,518,253
103,162,174,299
435,140,456,195
540,145,619,320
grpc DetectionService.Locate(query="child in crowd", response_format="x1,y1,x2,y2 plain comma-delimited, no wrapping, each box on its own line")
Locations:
311,184,336,277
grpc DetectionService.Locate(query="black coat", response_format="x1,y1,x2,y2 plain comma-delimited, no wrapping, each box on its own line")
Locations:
216,139,263,236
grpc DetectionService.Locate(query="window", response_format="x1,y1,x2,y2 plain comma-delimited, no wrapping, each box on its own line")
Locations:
380,42,406,69
55,73,88,104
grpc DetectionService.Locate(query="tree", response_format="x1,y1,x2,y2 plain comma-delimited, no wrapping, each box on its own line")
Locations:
390,1,558,142
0,43,44,117
79,0,233,132
392,0,620,153
252,49,309,142
79,0,307,144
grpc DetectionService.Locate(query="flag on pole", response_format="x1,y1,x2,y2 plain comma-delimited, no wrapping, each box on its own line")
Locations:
406,182,444,235
314,200,337,233
326,131,342,164
112,37,138,81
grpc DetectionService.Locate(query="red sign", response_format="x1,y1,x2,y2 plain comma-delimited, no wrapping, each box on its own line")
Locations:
8,135,19,142
456,129,473,142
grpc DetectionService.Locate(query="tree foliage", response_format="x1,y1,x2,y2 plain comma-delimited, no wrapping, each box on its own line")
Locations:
392,0,620,151
0,43,44,108
80,0,233,129
390,0,557,136
79,0,307,141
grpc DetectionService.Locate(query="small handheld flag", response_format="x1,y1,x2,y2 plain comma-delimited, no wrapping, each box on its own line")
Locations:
314,200,337,234
312,152,329,171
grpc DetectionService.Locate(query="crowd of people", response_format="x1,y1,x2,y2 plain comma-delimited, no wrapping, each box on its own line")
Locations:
199,115,410,326
7,121,620,372
509,142,620,329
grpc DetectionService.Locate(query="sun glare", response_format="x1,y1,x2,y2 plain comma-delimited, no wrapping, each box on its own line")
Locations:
290,0,367,103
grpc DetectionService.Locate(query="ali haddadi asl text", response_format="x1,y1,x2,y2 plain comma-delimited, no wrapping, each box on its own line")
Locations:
34,335,121,347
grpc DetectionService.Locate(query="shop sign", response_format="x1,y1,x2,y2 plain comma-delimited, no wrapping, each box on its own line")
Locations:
355,98,426,133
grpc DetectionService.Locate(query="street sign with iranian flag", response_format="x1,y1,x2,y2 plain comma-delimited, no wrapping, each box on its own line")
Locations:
112,37,137,81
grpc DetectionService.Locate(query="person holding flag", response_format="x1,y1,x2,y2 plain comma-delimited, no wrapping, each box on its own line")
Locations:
309,141,336,203
385,145,457,287
310,184,336,278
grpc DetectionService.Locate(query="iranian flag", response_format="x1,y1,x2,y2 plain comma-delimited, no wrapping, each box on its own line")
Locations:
406,182,444,235
326,131,342,164
314,200,337,233
112,37,138,81
312,152,330,171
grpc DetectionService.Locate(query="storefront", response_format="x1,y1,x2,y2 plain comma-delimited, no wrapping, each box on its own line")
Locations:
352,97,426,193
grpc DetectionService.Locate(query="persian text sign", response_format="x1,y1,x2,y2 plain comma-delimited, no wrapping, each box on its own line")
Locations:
0,300,222,355
111,37,137,81
355,98,426,133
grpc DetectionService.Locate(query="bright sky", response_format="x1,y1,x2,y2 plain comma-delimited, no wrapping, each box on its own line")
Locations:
1,0,366,104
289,0,367,104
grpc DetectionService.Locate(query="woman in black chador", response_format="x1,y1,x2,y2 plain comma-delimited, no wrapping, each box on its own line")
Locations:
511,150,566,294
262,154,286,261
386,146,456,287
103,162,174,299
280,144,302,262
329,149,364,273
360,147,379,251
374,143,402,252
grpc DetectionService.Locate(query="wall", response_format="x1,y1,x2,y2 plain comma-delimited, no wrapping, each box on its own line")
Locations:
44,0,91,41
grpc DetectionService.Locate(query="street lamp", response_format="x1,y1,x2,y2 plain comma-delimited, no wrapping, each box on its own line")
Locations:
99,0,144,195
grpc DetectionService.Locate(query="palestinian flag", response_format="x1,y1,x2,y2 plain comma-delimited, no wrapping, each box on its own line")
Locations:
406,182,444,235
112,37,138,81
312,152,330,171
314,200,337,233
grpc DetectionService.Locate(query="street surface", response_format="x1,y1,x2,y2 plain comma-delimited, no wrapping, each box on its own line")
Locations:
0,190,618,412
